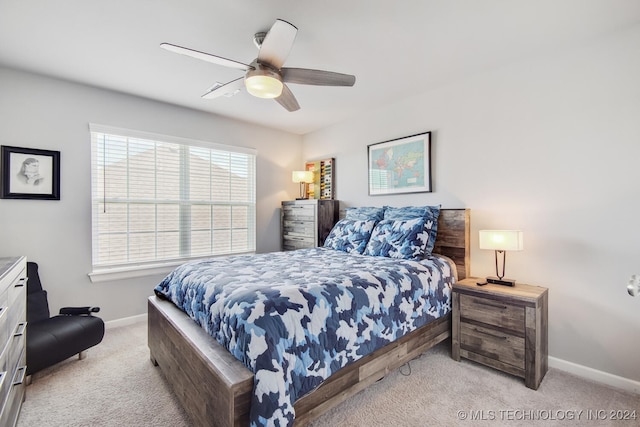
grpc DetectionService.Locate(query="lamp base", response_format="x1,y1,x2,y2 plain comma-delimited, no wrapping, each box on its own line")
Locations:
486,276,516,287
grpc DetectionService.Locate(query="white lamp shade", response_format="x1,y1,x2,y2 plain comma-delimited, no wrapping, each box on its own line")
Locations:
292,170,314,183
479,230,524,251
245,74,283,98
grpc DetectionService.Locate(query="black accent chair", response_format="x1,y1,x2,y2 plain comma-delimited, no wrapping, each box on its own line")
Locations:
26,262,105,378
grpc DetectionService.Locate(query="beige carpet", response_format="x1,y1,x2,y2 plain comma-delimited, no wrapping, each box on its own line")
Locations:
18,320,639,427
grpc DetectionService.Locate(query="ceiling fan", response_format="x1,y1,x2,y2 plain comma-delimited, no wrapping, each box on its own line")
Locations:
160,19,356,112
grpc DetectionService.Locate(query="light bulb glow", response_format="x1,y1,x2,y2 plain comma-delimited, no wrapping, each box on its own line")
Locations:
292,171,314,183
479,230,524,251
245,66,283,99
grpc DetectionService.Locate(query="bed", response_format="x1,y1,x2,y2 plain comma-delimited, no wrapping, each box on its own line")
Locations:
148,208,469,427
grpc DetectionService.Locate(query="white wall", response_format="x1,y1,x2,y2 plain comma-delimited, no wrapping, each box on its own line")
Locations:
0,67,302,322
303,25,640,382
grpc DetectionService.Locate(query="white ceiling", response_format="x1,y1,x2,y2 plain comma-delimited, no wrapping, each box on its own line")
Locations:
1,1,639,135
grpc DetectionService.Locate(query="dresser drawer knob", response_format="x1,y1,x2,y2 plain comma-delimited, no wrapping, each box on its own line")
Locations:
14,322,27,337
12,366,26,386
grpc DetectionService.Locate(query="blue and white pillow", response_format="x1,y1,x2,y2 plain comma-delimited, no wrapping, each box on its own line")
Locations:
324,219,377,254
383,205,440,254
345,206,385,222
363,218,428,260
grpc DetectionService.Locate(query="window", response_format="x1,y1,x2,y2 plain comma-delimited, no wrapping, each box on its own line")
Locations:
89,124,256,280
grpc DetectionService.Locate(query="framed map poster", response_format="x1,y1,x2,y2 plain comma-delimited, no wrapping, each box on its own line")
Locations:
367,131,431,195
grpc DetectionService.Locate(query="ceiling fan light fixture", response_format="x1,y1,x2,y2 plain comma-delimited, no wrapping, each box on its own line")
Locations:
245,66,283,99
162,19,355,111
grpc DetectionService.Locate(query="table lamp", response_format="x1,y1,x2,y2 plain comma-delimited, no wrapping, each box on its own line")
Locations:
292,171,314,200
479,230,524,286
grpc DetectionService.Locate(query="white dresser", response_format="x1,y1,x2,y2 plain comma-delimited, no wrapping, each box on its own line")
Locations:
0,257,27,426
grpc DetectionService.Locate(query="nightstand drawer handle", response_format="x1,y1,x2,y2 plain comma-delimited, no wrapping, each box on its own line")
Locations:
474,299,508,310
473,328,508,340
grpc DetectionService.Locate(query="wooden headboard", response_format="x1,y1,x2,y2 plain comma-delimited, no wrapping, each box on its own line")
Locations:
338,206,470,280
434,208,470,280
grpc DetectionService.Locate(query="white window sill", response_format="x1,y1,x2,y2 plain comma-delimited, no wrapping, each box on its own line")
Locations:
88,252,256,283
89,262,183,283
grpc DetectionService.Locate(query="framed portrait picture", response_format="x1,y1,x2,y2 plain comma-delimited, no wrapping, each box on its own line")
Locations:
368,131,432,195
1,145,60,200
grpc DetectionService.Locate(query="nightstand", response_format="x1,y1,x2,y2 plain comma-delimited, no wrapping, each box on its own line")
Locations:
452,278,548,389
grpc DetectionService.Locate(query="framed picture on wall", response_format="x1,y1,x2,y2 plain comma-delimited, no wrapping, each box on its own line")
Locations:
368,131,432,195
0,145,61,200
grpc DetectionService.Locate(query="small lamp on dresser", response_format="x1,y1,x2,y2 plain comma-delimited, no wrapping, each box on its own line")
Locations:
292,170,314,200
479,229,524,286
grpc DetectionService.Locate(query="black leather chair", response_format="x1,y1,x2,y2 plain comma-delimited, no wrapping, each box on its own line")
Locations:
26,262,105,378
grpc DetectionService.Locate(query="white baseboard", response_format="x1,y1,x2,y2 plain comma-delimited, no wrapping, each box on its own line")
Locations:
549,356,640,395
105,313,146,329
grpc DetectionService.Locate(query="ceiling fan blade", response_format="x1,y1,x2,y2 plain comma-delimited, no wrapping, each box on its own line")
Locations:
257,19,298,69
275,84,300,112
282,68,356,86
160,43,252,71
201,77,245,99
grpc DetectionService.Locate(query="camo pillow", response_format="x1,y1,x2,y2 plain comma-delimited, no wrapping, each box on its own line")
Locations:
345,206,385,222
324,219,377,254
363,217,428,260
383,205,440,254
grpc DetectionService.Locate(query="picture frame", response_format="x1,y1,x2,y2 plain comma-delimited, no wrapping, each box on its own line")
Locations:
368,131,432,195
1,145,61,200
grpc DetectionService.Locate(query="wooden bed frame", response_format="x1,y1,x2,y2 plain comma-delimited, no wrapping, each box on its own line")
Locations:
148,208,469,426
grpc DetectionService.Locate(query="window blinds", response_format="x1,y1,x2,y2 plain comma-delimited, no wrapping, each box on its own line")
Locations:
89,124,256,270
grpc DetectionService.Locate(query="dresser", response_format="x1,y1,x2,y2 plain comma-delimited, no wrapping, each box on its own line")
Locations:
281,200,339,250
452,278,548,389
0,256,27,426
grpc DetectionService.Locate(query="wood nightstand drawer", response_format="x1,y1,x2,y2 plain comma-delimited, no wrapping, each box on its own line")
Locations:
459,294,525,333
460,322,524,369
452,278,548,390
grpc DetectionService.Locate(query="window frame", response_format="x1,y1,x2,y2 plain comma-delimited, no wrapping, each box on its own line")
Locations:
88,124,257,282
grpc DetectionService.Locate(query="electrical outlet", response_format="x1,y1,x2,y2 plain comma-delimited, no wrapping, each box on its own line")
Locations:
628,274,640,297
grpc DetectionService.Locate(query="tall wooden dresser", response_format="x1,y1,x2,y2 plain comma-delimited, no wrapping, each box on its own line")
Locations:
0,256,27,427
281,200,339,250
